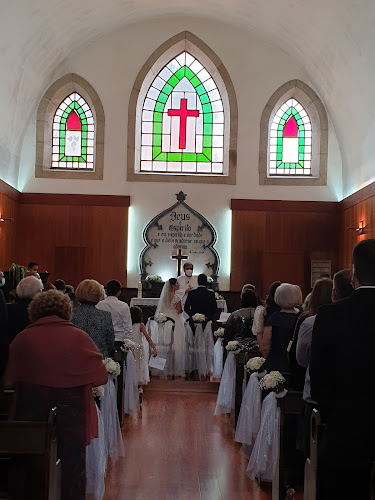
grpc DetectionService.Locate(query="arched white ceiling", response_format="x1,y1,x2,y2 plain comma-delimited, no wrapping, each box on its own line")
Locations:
2,0,375,197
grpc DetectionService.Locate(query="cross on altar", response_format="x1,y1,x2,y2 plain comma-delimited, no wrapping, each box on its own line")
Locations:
171,249,188,276
168,98,199,149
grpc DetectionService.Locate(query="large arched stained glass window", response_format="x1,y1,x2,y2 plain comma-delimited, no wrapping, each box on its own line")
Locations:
269,98,312,176
52,92,95,170
140,51,225,174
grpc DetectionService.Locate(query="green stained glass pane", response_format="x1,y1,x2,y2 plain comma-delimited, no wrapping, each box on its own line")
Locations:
154,112,163,122
168,75,179,87
59,155,65,161
81,147,86,153
295,164,303,169
203,114,212,123
196,85,206,96
190,76,200,88
79,157,85,162
202,103,212,113
82,131,87,139
299,139,305,146
279,119,285,125
74,102,79,109
82,119,87,125
155,102,164,112
185,67,195,80
200,94,209,104
182,153,197,162
153,135,162,146
197,153,210,162
158,93,168,104
153,122,162,134
277,153,282,161
82,125,88,131
299,154,304,160
277,138,282,145
60,131,65,138
82,139,87,147
286,109,292,116
79,114,85,120
60,119,67,126
277,131,283,137
203,148,212,160
203,136,212,147
62,112,68,118
203,124,212,135
162,84,173,95
167,153,182,161
60,147,64,154
60,139,65,145
153,147,162,159
155,152,167,161
299,146,304,152
174,67,185,80
297,119,303,125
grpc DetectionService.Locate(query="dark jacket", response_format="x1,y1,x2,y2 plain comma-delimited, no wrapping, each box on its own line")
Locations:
184,286,217,322
7,299,31,343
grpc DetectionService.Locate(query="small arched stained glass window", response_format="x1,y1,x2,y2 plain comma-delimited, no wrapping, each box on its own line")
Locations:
139,51,225,175
51,92,95,170
269,98,312,176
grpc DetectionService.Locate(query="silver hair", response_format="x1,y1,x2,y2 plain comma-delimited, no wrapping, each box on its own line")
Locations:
16,276,43,300
274,283,302,309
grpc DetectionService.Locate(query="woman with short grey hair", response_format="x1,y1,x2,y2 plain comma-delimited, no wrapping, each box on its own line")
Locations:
261,283,302,380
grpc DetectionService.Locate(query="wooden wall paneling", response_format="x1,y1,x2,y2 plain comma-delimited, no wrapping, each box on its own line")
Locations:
262,252,306,294
0,192,18,270
230,210,266,293
54,247,86,287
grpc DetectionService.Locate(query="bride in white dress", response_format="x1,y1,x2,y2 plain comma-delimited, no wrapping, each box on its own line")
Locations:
156,278,186,377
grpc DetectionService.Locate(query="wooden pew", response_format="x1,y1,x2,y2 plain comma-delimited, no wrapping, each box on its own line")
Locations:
114,348,126,427
234,348,262,426
303,408,323,500
0,408,61,500
272,391,304,500
0,389,14,420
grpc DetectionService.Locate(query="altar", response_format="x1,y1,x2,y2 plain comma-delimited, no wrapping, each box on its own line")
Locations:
130,297,228,313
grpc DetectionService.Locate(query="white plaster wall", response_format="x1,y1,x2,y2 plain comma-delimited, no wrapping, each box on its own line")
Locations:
17,17,343,287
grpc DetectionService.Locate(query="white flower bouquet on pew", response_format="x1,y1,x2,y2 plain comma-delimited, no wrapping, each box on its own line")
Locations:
154,312,168,323
192,313,206,323
214,327,225,338
259,371,285,393
226,340,240,351
92,386,105,399
246,357,266,373
103,358,121,378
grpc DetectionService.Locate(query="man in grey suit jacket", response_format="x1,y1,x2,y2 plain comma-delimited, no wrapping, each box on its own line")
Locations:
310,239,375,500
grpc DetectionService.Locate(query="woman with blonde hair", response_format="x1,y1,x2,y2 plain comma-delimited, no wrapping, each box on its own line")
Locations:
72,279,115,358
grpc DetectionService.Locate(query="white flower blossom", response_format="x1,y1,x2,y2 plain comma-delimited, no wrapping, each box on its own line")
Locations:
214,327,225,338
259,371,285,390
246,357,266,371
192,313,206,323
103,358,121,377
92,386,105,398
155,313,168,323
226,340,239,351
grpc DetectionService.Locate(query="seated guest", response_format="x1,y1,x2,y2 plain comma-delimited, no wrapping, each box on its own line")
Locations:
7,276,43,342
96,280,132,348
65,284,74,294
43,282,56,291
252,281,281,349
72,279,115,358
261,283,302,380
3,290,107,500
0,285,8,378
54,279,66,293
68,292,80,308
223,288,257,348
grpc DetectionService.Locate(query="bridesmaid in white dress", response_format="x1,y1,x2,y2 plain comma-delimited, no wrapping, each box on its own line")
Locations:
130,306,157,385
156,278,186,377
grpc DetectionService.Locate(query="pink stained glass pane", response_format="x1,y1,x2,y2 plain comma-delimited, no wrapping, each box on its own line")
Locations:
283,116,298,138
67,111,81,131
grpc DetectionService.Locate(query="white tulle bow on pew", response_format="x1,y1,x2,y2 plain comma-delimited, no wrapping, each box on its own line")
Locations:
235,372,262,448
101,378,125,461
213,338,224,379
124,351,140,415
86,404,107,500
214,350,236,415
246,390,286,482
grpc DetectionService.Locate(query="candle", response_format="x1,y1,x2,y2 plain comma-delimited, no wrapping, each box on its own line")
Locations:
137,281,142,298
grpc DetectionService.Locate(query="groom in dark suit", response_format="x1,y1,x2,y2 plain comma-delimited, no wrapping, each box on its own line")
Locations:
310,239,375,500
184,273,217,331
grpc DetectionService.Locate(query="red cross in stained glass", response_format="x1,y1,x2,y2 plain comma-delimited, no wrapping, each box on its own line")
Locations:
168,99,199,149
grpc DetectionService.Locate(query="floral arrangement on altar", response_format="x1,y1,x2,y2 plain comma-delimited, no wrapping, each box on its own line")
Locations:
145,274,163,283
215,292,224,300
92,386,105,399
214,327,225,338
226,340,240,351
103,358,121,378
192,313,206,323
246,357,266,373
259,371,285,393
154,313,168,323
207,276,213,283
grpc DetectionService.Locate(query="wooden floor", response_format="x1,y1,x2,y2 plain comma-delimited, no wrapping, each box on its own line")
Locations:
101,379,278,500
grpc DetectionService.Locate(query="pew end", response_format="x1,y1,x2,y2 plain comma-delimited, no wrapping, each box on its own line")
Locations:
303,408,322,500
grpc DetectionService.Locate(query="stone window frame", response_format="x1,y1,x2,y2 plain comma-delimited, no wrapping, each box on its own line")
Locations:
35,73,104,180
127,31,238,185
259,80,328,186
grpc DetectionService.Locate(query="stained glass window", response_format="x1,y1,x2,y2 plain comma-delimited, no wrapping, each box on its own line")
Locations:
51,92,95,170
140,52,225,174
269,98,312,176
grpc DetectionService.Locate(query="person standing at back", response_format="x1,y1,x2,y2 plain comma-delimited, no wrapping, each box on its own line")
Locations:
96,280,132,349
184,273,217,330
310,239,375,500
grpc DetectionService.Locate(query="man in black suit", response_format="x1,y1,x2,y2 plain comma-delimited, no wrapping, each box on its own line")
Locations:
310,239,375,500
184,273,217,332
